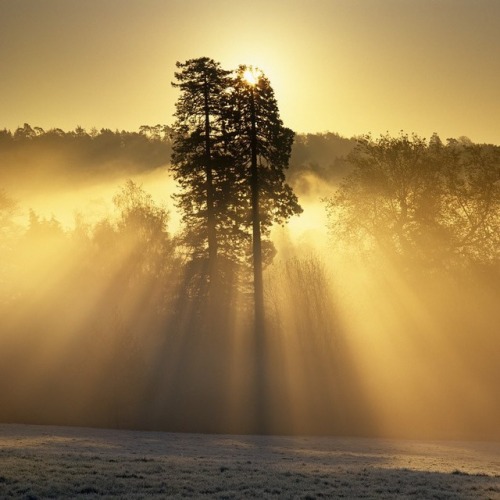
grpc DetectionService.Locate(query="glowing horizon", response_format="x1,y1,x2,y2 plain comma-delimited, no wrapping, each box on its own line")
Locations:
1,1,499,143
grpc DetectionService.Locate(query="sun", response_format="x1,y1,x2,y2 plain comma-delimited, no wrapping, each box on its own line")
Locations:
243,67,262,86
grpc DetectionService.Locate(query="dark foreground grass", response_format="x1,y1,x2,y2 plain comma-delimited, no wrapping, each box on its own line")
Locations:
0,424,498,498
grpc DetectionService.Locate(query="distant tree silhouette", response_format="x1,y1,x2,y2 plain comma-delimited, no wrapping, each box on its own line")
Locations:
26,209,65,242
139,124,172,141
0,125,172,187
325,133,500,270
86,180,179,308
112,180,176,278
289,132,356,183
13,123,37,140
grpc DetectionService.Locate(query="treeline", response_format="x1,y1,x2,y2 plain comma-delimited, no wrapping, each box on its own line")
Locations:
0,123,172,185
289,132,355,184
326,132,500,271
0,123,354,188
0,129,499,439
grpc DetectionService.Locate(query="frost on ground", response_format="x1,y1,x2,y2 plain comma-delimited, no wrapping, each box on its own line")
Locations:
0,424,498,499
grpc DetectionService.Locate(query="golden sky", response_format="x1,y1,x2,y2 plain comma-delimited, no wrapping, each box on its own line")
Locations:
1,0,499,143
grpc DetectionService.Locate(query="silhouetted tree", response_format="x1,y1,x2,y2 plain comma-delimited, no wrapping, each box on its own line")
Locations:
89,180,178,304
14,123,36,140
325,133,500,270
440,140,500,266
171,58,233,294
26,209,65,241
229,65,302,332
171,61,302,331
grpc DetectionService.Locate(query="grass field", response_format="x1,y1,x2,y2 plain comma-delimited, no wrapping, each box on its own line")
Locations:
0,423,498,498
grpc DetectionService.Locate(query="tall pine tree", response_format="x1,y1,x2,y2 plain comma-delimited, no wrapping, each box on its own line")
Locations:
171,59,301,331
228,65,302,332
171,57,232,295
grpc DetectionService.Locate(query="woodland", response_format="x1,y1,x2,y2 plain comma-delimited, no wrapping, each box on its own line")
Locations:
0,62,498,439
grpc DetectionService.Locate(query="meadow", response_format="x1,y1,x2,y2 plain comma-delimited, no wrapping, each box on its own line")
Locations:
1,423,499,498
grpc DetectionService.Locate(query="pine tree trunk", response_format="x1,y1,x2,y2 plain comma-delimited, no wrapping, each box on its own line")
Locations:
249,87,268,432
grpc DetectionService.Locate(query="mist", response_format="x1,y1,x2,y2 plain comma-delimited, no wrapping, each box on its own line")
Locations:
0,126,498,441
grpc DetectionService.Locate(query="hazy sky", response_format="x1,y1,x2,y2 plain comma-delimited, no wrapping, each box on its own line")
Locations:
1,0,499,143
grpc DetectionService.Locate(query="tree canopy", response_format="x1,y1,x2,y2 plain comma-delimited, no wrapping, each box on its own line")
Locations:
171,58,302,306
325,133,500,271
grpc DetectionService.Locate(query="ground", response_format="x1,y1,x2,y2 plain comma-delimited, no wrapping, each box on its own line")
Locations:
0,423,498,499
